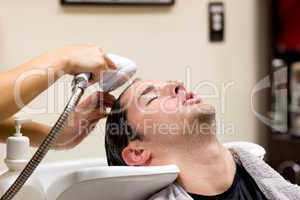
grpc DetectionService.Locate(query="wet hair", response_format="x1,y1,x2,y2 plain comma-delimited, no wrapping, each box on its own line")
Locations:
105,80,142,166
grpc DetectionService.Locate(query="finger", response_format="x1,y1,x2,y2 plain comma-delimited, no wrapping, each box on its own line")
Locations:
78,92,99,108
87,75,97,86
92,56,109,82
64,117,100,149
86,108,108,121
104,54,117,70
97,48,111,70
90,74,99,83
76,92,115,115
65,127,92,150
96,92,116,107
75,93,100,115
101,59,109,70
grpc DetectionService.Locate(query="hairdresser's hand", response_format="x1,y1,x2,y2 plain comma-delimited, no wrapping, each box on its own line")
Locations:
53,91,115,150
58,44,117,83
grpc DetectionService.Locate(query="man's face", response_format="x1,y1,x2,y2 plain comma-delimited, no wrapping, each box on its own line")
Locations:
120,80,215,145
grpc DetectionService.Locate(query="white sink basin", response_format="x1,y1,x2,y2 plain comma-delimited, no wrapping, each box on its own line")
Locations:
35,160,179,200
0,142,265,200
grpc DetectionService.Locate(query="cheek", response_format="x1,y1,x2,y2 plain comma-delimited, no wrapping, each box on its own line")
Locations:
150,98,184,125
137,98,182,115
156,98,182,114
130,99,185,137
142,110,183,137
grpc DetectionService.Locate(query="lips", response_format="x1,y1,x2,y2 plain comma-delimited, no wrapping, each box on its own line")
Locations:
175,84,201,106
185,92,194,101
182,91,201,105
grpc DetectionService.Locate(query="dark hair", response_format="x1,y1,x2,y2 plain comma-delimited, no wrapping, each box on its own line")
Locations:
105,80,142,166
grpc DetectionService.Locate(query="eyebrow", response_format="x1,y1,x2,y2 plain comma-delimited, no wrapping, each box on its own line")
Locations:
138,85,156,101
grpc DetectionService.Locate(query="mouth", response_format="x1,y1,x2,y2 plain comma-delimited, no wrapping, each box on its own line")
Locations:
173,83,202,106
176,86,201,106
183,92,202,105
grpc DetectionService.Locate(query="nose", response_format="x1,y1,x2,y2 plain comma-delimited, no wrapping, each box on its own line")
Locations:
161,80,185,97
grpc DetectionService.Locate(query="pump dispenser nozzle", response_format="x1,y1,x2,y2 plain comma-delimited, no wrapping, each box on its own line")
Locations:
14,118,31,137
5,118,31,171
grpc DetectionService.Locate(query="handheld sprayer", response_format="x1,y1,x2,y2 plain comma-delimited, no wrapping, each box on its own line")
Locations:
0,54,137,200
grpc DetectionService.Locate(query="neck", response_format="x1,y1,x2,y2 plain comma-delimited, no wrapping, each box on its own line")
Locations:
169,123,236,196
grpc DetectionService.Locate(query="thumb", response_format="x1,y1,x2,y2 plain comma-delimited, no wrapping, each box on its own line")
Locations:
104,54,117,70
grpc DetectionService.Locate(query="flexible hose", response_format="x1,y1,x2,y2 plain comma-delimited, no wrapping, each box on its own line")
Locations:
0,86,85,200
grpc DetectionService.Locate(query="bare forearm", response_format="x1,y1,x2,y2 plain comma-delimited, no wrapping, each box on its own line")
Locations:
0,117,51,148
0,51,69,121
0,45,115,150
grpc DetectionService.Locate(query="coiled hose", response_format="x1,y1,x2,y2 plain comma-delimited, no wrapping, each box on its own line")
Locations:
0,83,86,200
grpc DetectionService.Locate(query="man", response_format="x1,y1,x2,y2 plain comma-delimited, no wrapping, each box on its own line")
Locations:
105,79,300,200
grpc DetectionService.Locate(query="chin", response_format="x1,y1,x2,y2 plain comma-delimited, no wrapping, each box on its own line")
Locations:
197,103,216,115
183,103,216,121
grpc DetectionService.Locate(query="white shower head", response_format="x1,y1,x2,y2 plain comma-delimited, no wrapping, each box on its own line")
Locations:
100,54,137,92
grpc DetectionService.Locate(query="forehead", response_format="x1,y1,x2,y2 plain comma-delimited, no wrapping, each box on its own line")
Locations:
120,79,163,106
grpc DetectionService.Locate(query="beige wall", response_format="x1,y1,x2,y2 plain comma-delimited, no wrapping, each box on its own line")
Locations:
0,0,269,167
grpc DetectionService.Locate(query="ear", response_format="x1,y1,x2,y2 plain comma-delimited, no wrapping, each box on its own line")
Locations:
122,142,151,166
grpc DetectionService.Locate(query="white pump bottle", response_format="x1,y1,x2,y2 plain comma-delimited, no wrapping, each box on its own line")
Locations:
5,118,30,171
0,118,45,199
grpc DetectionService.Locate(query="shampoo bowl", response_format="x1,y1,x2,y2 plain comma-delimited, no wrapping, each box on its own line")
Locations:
0,141,265,200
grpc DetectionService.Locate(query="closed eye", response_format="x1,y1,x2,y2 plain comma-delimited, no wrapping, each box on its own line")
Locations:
146,96,158,105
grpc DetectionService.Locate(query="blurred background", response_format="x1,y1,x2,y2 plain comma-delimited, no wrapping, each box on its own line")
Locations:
1,0,299,185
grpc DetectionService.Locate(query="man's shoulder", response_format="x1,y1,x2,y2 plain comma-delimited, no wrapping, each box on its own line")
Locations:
147,183,192,200
230,146,300,200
